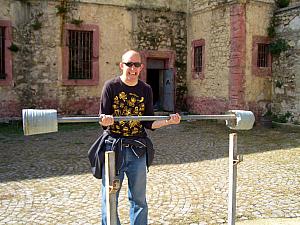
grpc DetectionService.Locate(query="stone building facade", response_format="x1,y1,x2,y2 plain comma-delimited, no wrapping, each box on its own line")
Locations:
272,3,300,122
0,0,187,118
0,0,299,123
187,0,275,118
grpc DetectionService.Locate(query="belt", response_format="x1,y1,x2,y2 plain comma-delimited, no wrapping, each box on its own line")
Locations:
105,139,132,148
122,143,131,148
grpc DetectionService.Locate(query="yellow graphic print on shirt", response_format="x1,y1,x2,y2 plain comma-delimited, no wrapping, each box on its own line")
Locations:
111,92,145,136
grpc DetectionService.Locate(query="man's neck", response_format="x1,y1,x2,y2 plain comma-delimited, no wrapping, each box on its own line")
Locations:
120,75,138,86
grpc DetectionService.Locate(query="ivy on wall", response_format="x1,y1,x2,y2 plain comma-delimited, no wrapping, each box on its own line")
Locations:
275,0,290,8
55,0,82,45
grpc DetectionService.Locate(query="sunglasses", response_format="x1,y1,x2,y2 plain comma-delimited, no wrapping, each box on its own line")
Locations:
122,62,142,68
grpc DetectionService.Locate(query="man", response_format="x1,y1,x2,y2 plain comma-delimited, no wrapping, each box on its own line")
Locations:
99,50,181,225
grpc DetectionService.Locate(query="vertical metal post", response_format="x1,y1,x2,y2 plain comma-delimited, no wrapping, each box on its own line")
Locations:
105,151,118,225
228,133,237,225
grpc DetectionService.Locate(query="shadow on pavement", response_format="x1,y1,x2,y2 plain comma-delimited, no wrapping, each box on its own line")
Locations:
0,121,299,183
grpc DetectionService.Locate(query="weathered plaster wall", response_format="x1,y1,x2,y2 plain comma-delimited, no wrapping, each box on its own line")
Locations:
0,0,186,118
0,1,134,117
245,1,274,116
187,3,231,114
272,3,300,122
187,0,275,116
130,8,187,111
80,0,187,12
58,2,133,115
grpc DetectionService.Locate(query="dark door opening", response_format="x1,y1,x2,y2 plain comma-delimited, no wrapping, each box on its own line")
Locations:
146,69,161,111
146,58,174,112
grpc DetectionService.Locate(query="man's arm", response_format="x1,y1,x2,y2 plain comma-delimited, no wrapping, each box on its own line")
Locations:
151,113,181,129
99,114,114,127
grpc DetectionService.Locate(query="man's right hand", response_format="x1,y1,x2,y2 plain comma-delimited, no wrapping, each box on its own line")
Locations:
99,114,114,126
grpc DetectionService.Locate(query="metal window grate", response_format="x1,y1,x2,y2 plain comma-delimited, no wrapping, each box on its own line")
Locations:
0,27,5,80
68,30,93,79
257,43,269,68
194,46,203,73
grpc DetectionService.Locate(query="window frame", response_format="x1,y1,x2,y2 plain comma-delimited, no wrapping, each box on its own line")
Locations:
62,24,99,86
0,20,13,86
252,36,272,77
191,39,205,79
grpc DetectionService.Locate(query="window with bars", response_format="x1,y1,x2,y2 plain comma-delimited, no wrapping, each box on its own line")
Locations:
192,39,205,79
68,30,93,79
0,27,5,80
194,46,203,73
252,36,271,77
62,24,99,86
257,43,269,67
0,20,12,86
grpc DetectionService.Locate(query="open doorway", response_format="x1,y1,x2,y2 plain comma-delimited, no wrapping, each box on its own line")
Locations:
147,69,163,111
146,58,174,112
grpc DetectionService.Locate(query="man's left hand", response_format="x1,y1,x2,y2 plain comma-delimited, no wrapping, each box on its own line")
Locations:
167,113,181,125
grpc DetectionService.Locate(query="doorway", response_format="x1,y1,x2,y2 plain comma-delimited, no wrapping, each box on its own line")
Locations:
147,69,163,111
146,59,174,112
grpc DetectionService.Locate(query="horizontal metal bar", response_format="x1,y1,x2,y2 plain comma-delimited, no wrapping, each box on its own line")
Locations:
57,114,236,123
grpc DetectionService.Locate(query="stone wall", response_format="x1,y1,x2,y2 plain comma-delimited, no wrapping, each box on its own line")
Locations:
272,3,300,122
187,0,275,117
186,3,231,114
130,8,187,111
0,0,186,118
245,1,274,117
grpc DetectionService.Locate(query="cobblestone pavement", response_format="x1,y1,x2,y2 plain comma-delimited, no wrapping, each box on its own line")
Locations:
0,121,299,225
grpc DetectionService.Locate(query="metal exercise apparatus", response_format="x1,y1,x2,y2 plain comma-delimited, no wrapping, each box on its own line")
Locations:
22,109,255,136
22,108,255,225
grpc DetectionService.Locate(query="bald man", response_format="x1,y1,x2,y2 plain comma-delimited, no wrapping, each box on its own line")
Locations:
99,50,180,225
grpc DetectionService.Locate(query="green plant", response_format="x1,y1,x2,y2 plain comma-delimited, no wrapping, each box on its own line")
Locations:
275,80,284,88
272,111,292,123
267,16,278,38
31,20,42,30
270,38,289,56
55,5,69,15
275,0,290,8
0,121,23,136
8,43,19,52
70,18,83,26
263,110,273,119
267,25,276,38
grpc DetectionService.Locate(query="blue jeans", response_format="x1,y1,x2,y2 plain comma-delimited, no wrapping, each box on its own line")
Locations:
101,144,148,225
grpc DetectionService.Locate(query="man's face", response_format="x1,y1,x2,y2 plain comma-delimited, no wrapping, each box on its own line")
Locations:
120,52,144,85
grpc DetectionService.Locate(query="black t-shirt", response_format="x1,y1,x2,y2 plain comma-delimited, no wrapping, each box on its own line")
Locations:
99,76,154,137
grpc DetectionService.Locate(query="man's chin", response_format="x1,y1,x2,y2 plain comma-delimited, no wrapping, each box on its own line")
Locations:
127,75,138,80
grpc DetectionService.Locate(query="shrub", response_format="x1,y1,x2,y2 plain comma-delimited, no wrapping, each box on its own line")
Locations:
275,0,290,8
270,38,289,56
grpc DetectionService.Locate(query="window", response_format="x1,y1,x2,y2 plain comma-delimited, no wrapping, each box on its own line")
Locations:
194,46,203,73
252,36,271,77
0,27,5,79
0,20,12,86
62,24,99,85
257,43,269,67
192,39,205,79
68,30,93,80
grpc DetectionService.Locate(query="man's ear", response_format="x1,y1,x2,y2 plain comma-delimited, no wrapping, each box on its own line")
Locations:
119,62,124,70
140,63,144,71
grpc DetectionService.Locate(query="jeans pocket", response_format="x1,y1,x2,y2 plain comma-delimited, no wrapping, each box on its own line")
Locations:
104,141,113,151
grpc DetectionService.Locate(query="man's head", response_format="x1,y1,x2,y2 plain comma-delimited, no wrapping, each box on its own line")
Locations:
119,50,144,86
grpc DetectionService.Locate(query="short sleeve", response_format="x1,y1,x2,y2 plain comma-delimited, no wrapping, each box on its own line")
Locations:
141,85,155,130
99,81,113,116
